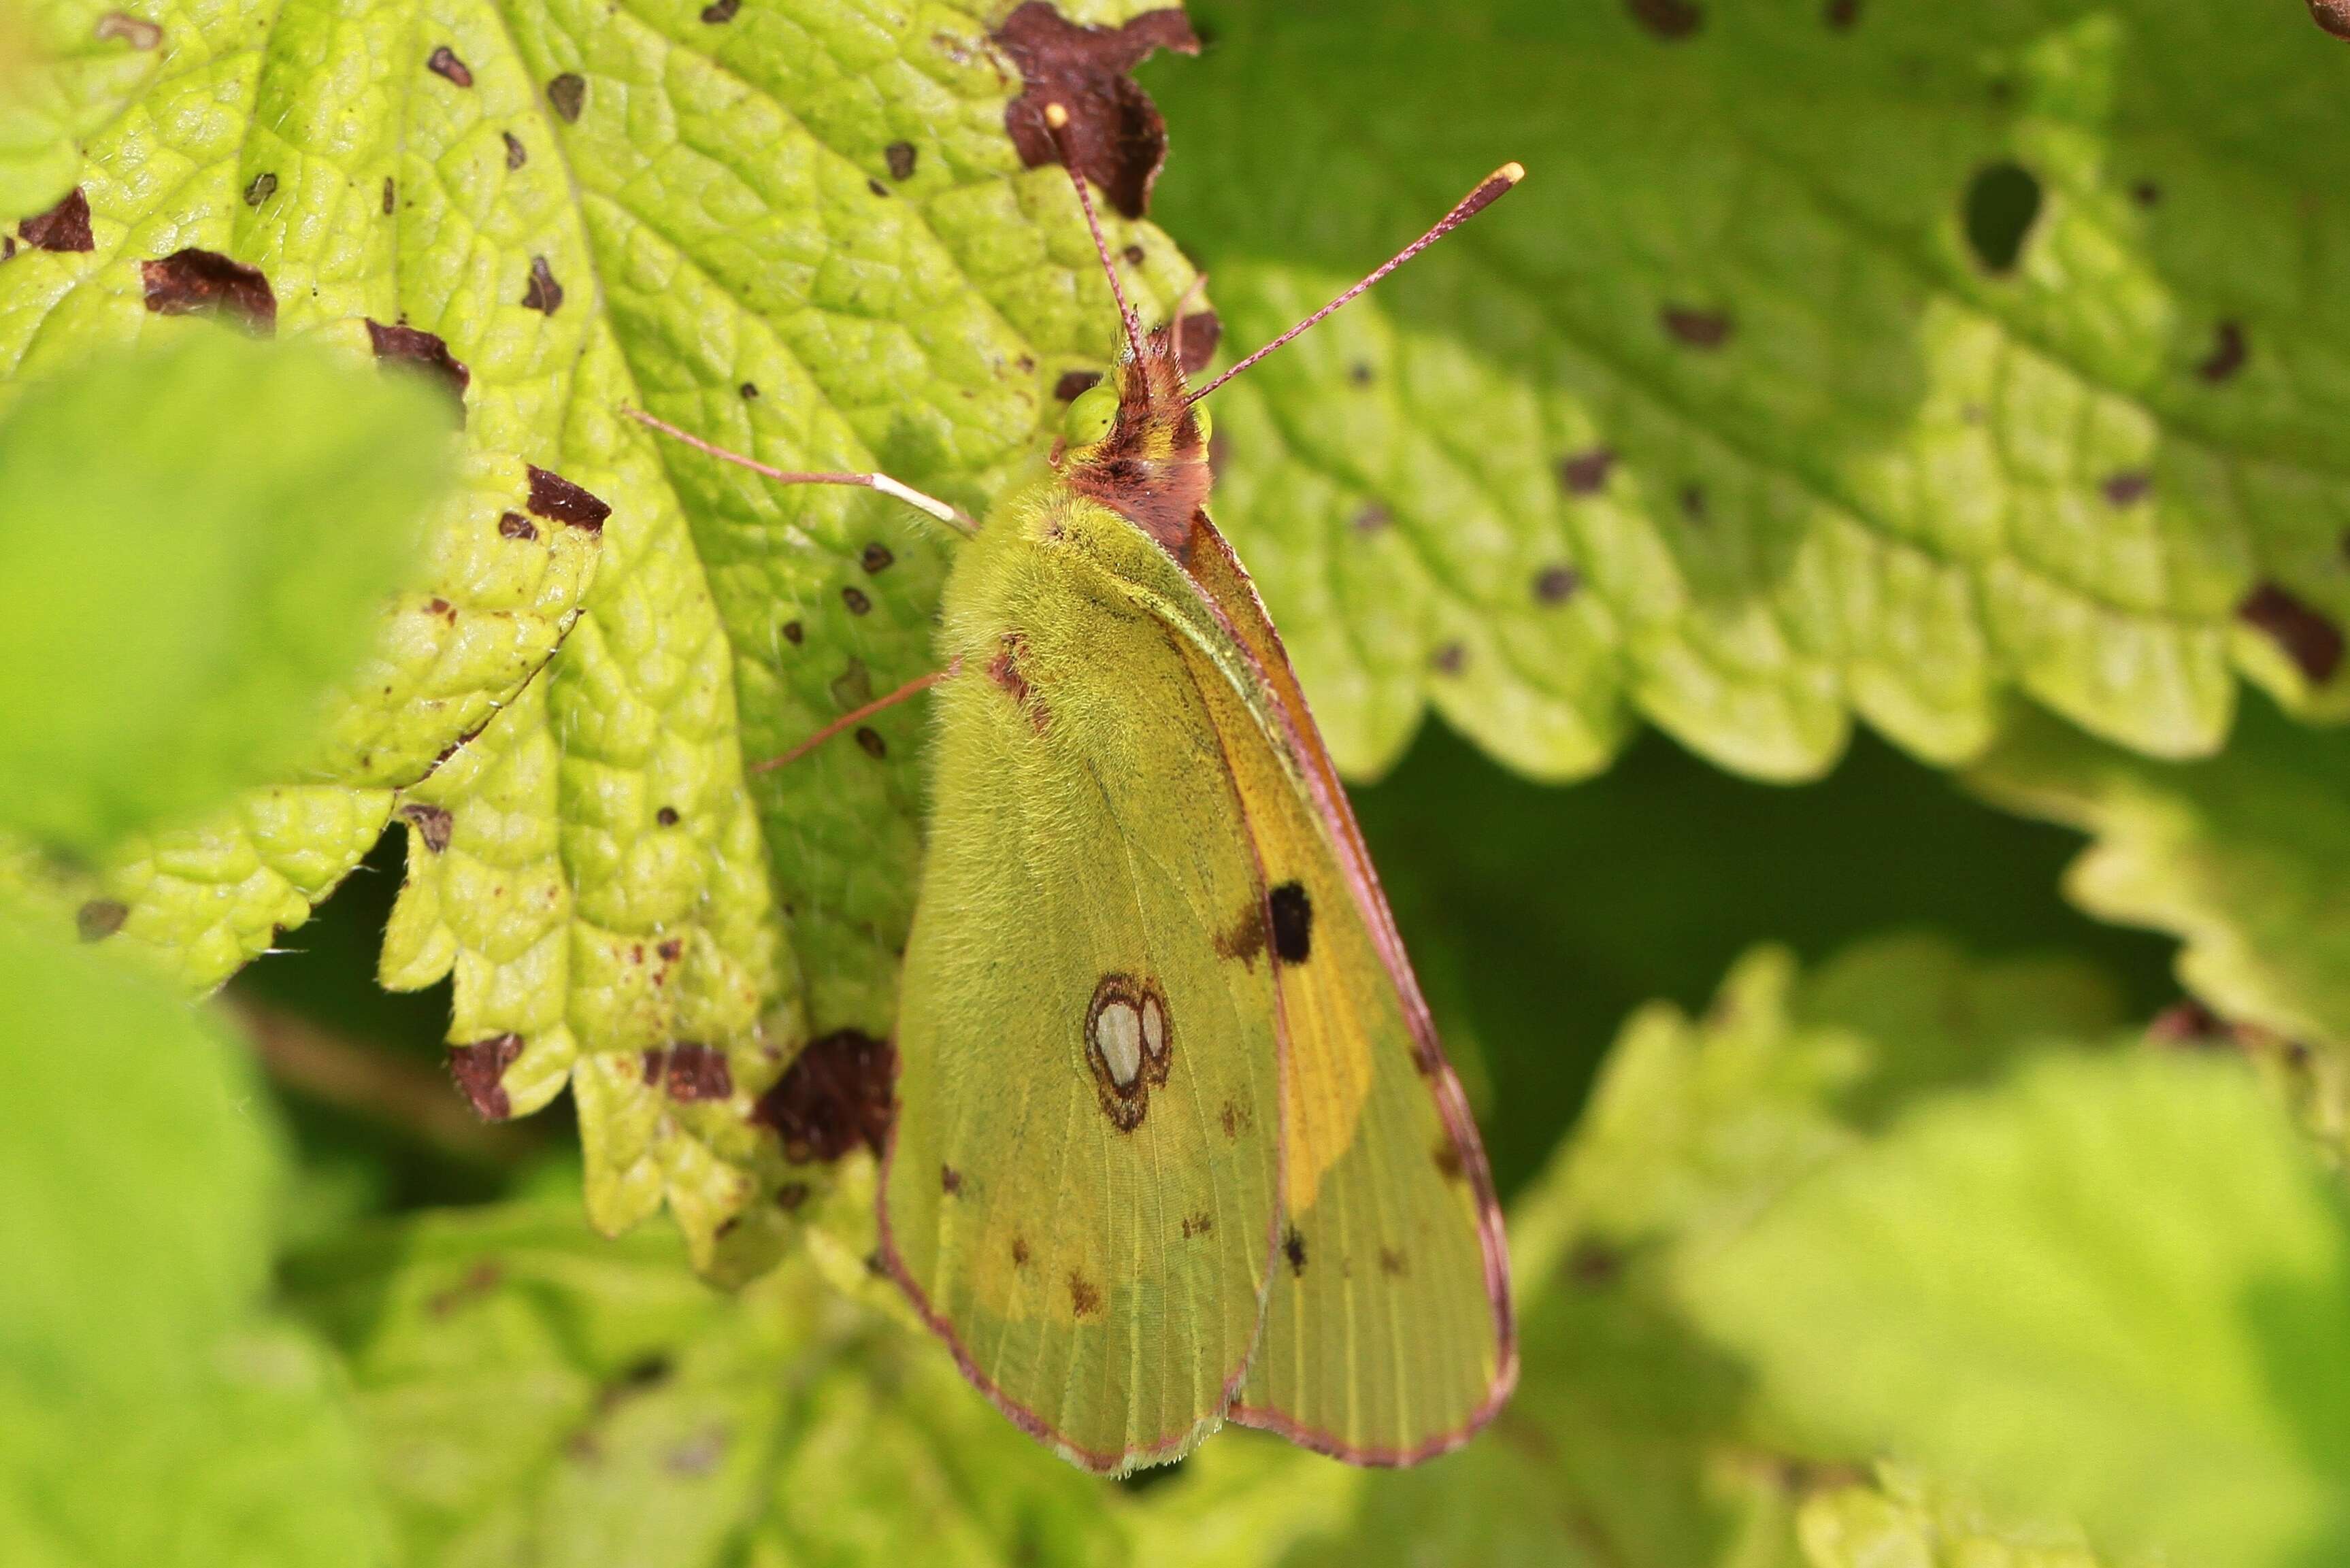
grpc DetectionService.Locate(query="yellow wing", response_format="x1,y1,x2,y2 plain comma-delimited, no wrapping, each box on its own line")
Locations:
1181,524,1516,1462
880,488,1285,1474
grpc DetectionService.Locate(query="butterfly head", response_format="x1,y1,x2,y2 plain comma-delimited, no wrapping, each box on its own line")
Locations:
1053,323,1213,556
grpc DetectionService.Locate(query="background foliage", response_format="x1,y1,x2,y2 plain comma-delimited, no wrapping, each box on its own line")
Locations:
7,0,2350,1563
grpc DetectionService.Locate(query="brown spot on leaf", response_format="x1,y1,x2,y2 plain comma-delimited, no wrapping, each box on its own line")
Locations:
1348,361,1374,386
855,726,887,758
2198,320,2247,384
76,899,127,942
1661,305,1732,348
142,248,275,331
652,1043,733,1101
739,381,759,399
1283,1226,1308,1275
1626,0,1702,38
1823,0,1859,27
656,805,679,827
775,1180,810,1212
1568,1239,1621,1288
366,319,470,414
526,465,611,531
382,176,395,214
1559,447,1617,495
503,131,528,169
2101,470,2153,507
994,3,1200,218
860,542,894,573
94,11,162,47
242,171,278,207
546,73,586,122
449,1034,525,1120
701,0,738,18
2238,582,2343,684
2310,0,2350,39
1534,564,1582,605
782,620,804,645
1430,641,1468,676
2149,997,2231,1048
1680,482,1709,521
520,254,563,314
1177,310,1221,375
752,1029,895,1163
2132,179,2162,207
1352,504,1391,535
1053,368,1103,401
399,802,454,853
20,187,93,252
1067,1271,1103,1317
866,176,889,199
1181,1212,1212,1237
884,140,916,179
499,510,537,540
426,1259,503,1315
841,586,871,616
427,46,472,86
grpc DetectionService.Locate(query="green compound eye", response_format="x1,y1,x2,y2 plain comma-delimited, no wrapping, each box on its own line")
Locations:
1189,399,1212,448
1062,380,1118,447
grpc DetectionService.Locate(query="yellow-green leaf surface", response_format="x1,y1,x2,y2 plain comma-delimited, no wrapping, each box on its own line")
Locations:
1,0,1202,1261
1681,1049,2350,1568
1145,0,2350,783
0,0,163,218
1798,1465,2112,1568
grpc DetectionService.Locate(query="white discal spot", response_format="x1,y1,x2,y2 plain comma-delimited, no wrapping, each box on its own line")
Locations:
1095,999,1144,1088
1140,995,1165,1061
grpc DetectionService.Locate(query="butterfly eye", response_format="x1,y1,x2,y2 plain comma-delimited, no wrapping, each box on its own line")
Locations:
1189,399,1212,448
1062,381,1119,448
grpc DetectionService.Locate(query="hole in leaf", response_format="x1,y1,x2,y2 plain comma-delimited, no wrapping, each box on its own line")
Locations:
1964,162,2042,273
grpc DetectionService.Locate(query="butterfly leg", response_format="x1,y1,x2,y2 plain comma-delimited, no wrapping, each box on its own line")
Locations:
746,658,963,775
624,407,978,536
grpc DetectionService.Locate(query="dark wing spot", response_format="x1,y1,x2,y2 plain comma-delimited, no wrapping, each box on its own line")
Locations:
2101,470,2153,507
427,45,472,86
504,131,527,169
1220,1101,1240,1139
860,542,894,573
1181,1212,1212,1237
1378,1246,1408,1277
752,1029,896,1163
1661,305,1732,348
1053,368,1103,401
1068,1272,1103,1317
941,1165,962,1195
1177,310,1221,374
499,511,537,540
658,1043,733,1101
1964,162,2042,273
526,465,610,531
16,187,91,254
993,3,1200,218
1559,447,1617,495
242,171,278,207
1268,882,1312,964
1212,900,1265,966
366,319,471,415
546,73,586,122
398,802,454,853
2199,320,2248,384
520,254,563,314
1534,564,1581,604
885,140,917,179
1433,1137,1464,1181
449,1034,525,1120
1011,1235,1031,1266
1282,1226,1308,1275
142,248,275,332
1625,0,1702,37
2238,582,2343,684
855,726,887,758
76,899,127,942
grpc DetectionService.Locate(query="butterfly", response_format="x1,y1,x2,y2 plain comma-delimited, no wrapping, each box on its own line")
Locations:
636,107,1519,1475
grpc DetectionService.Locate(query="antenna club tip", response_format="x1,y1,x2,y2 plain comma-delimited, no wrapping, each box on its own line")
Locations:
1044,101,1070,130
1496,161,1526,184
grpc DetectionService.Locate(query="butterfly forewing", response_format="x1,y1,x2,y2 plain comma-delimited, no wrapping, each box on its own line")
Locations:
882,492,1285,1473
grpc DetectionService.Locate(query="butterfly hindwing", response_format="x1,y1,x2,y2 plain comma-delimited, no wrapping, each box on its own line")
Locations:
881,489,1285,1473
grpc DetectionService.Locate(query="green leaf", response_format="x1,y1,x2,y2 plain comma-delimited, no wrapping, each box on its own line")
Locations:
0,331,454,852
0,0,1202,1262
0,0,162,220
1146,0,2350,782
1796,1465,2112,1568
1122,935,2124,1568
1968,697,2350,1059
0,913,388,1566
1681,1048,2350,1568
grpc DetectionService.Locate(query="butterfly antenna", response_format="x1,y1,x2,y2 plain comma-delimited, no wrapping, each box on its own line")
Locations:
1043,102,1146,367
1187,163,1525,405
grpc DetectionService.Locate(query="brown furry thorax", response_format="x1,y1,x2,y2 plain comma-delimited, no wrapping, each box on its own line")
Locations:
1057,324,1211,557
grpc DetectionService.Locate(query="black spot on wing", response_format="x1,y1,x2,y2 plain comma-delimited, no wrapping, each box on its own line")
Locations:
1268,881,1312,964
